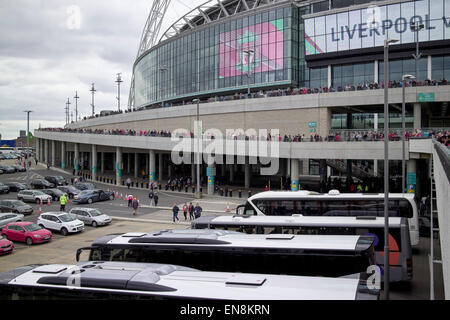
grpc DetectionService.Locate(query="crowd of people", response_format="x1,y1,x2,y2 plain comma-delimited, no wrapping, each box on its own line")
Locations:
96,78,450,116
38,127,447,144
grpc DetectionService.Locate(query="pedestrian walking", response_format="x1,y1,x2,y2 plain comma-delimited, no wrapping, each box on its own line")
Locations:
128,194,133,207
59,193,67,212
153,192,159,207
183,203,188,220
132,197,139,215
126,178,131,189
194,203,202,219
172,204,180,223
188,202,194,220
35,158,38,166
148,190,154,206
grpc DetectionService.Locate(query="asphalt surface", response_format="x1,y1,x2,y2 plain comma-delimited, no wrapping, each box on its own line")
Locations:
0,161,446,299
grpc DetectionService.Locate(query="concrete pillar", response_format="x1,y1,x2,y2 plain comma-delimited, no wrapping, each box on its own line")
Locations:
149,150,156,183
159,153,163,181
207,163,215,195
302,159,309,175
427,55,432,80
116,147,122,186
347,113,353,129
51,141,56,167
327,65,332,88
35,138,40,163
91,145,97,181
414,103,421,129
61,142,66,169
407,159,417,194
291,159,299,191
134,153,139,178
145,154,149,176
127,153,131,174
100,152,104,173
244,157,251,189
191,154,196,184
229,164,234,183
44,140,48,164
74,143,80,174
374,60,379,84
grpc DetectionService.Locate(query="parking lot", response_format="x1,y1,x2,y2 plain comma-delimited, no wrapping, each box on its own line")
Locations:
0,160,446,299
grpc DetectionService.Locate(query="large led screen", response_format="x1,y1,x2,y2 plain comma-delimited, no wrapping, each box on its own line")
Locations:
219,19,284,78
305,0,450,55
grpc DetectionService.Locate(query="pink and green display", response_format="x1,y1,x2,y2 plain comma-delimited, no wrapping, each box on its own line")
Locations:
219,19,284,78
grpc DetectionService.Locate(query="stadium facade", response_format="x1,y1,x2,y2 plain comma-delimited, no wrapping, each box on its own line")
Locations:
35,0,450,195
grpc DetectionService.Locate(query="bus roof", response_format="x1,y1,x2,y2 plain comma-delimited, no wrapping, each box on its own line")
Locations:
0,261,378,300
94,229,371,252
192,215,404,228
248,190,416,201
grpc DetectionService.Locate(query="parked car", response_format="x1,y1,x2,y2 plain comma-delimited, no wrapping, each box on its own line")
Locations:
74,182,95,191
0,200,33,215
0,169,3,174
0,235,14,255
11,165,26,172
30,179,54,189
0,182,9,194
56,185,80,199
37,212,84,236
41,188,67,201
0,165,15,174
3,182,26,192
44,176,68,186
1,222,52,245
17,190,52,204
69,208,112,227
0,212,24,229
72,189,115,204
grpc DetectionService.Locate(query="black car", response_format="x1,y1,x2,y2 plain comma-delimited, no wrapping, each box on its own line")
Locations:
72,189,115,204
56,185,81,199
11,165,26,172
0,182,10,194
0,199,33,215
74,182,95,191
30,179,55,189
0,165,15,174
3,182,26,192
45,176,68,186
42,188,67,201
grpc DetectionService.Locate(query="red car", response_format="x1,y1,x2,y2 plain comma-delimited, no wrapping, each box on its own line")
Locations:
0,235,14,255
1,222,52,245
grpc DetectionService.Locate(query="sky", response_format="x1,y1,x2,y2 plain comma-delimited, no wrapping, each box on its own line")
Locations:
0,0,205,139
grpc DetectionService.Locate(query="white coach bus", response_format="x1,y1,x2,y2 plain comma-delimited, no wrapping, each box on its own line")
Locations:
0,261,379,300
235,190,419,246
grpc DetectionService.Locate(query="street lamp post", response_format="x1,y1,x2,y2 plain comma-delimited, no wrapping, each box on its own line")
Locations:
116,73,123,112
23,110,33,189
383,38,398,300
90,83,96,116
243,49,254,98
411,21,424,81
193,99,202,198
74,91,79,122
402,74,415,194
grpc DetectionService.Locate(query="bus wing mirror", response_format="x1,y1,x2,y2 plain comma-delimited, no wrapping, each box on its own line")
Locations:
76,247,94,262
236,205,245,215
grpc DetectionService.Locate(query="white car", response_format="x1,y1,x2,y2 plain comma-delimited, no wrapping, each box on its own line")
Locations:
37,212,84,236
17,190,52,204
68,208,112,227
0,212,24,229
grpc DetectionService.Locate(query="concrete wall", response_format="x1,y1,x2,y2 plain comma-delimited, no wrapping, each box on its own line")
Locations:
35,131,412,160
433,143,450,299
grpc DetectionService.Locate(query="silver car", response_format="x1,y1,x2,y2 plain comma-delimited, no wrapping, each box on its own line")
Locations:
69,208,112,227
17,190,52,204
0,212,24,229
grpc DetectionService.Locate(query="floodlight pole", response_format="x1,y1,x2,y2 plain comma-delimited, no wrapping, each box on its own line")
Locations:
23,110,33,188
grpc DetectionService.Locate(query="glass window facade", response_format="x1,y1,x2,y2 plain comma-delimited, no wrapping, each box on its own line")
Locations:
332,62,374,87
134,6,295,108
379,57,427,83
431,55,450,80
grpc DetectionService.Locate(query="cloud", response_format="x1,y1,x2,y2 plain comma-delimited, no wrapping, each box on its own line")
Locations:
0,0,205,134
